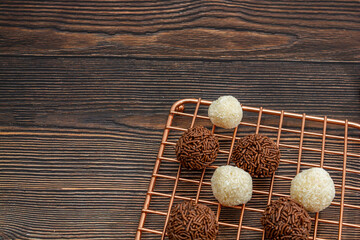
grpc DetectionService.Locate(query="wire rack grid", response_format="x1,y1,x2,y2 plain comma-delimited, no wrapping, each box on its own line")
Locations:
136,98,360,240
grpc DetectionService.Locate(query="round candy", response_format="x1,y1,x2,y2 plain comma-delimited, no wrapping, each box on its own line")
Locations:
175,126,219,170
166,201,218,240
261,197,312,240
231,134,280,178
291,167,335,212
211,165,252,206
208,95,243,129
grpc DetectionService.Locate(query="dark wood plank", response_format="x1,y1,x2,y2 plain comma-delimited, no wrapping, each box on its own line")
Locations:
1,0,360,61
0,57,359,239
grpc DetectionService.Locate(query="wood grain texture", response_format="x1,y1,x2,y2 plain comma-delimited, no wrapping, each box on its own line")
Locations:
1,0,360,61
0,57,359,239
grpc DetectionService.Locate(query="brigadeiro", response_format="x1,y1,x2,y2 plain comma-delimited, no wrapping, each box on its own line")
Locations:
175,126,219,170
261,197,312,240
166,201,218,240
231,134,280,178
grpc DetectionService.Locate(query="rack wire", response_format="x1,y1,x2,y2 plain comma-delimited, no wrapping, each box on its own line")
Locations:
136,98,360,240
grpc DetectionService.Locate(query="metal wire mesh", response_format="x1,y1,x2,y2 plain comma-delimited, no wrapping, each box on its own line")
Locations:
136,98,360,240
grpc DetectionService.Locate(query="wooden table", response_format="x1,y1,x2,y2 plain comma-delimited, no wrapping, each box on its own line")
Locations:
0,1,359,239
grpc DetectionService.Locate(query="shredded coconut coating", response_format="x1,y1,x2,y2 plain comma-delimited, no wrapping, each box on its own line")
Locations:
291,167,335,212
208,96,243,129
211,165,252,206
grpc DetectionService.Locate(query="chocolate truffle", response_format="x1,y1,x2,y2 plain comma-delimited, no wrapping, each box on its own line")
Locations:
166,201,218,240
291,167,335,212
231,134,280,178
261,197,312,240
175,126,219,170
211,165,252,206
208,95,243,129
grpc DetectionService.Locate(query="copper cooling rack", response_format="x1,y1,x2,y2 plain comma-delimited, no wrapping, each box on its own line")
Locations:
136,98,360,240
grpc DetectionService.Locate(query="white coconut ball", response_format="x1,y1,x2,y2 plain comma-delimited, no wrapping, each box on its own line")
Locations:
291,167,335,212
211,165,252,206
208,96,243,129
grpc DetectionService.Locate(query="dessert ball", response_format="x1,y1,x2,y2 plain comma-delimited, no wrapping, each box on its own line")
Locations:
261,197,312,240
175,126,219,170
211,165,252,206
231,134,280,178
291,167,335,212
166,201,218,240
208,95,243,129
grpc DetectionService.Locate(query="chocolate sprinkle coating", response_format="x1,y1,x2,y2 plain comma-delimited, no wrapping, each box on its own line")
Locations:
175,126,219,170
166,201,219,240
231,134,280,178
261,197,312,240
